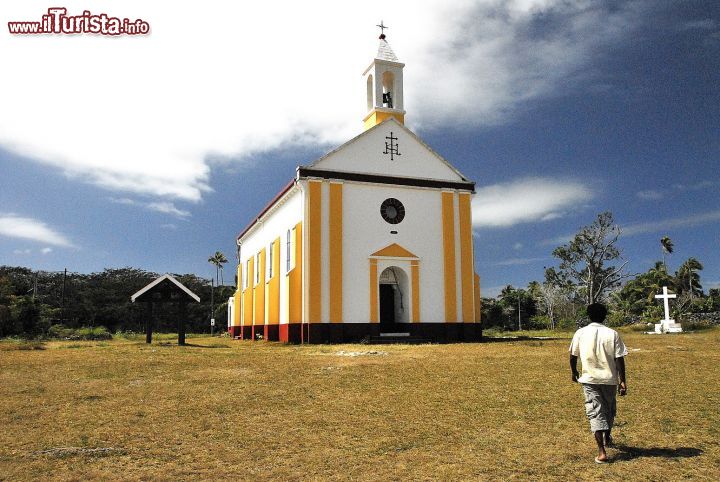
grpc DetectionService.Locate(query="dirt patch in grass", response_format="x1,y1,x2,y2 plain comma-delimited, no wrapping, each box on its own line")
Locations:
1,331,719,480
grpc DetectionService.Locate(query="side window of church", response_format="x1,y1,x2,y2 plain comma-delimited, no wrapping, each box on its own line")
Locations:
267,242,274,280
286,230,291,273
244,260,249,290
255,254,260,285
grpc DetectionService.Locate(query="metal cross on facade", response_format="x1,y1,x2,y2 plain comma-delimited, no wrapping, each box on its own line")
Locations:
377,21,388,37
384,132,401,160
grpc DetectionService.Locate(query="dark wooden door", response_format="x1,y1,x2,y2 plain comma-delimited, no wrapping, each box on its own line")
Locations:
380,284,395,326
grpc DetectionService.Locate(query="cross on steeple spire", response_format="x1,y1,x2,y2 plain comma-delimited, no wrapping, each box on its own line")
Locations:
376,20,388,39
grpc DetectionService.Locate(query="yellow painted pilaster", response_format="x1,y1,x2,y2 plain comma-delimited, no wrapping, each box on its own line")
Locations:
308,181,322,323
254,248,266,326
329,182,343,323
459,192,475,322
441,191,457,322
411,261,420,323
289,223,303,323
369,259,378,323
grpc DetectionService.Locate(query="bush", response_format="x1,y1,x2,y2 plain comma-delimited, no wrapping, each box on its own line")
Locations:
606,311,626,327
627,323,653,332
529,315,552,330
47,324,112,340
556,318,577,330
681,320,714,332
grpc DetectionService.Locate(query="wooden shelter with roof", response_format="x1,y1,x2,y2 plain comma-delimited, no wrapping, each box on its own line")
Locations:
131,274,201,345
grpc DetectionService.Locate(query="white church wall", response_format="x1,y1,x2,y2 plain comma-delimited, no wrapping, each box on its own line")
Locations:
311,121,465,182
227,296,234,329
342,181,447,323
238,186,302,325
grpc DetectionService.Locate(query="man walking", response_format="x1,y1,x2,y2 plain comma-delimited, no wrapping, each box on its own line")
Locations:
569,303,628,463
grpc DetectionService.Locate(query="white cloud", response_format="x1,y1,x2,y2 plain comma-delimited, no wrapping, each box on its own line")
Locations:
637,190,662,200
513,242,523,250
672,181,716,191
472,177,592,228
109,197,190,218
13,249,32,255
41,247,53,255
493,257,547,266
145,202,190,218
482,285,507,299
540,234,574,246
0,1,648,202
622,210,720,236
0,215,74,247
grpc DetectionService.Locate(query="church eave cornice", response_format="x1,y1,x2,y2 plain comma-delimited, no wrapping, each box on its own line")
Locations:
297,167,475,192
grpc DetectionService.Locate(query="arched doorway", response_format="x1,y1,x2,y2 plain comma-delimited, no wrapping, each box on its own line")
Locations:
379,266,409,330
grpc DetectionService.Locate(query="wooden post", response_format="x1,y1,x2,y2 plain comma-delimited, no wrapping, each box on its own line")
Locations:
178,301,187,346
146,301,153,344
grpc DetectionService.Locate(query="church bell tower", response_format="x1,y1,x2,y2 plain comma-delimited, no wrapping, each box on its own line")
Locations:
363,22,405,130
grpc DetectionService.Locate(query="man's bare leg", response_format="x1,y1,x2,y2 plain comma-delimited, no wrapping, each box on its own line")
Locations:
594,430,608,462
604,429,613,447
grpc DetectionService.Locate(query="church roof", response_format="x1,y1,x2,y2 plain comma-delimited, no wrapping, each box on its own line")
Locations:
376,38,399,62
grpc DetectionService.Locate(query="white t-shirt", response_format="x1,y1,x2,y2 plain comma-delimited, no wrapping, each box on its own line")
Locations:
569,323,628,385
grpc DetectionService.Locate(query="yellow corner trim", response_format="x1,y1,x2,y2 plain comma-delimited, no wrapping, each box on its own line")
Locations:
441,191,457,323
329,182,343,323
308,181,322,323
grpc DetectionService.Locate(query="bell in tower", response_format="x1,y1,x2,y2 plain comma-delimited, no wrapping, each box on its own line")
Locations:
362,22,406,130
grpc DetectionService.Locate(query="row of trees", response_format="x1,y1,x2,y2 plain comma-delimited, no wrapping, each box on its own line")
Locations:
0,267,235,338
482,212,719,330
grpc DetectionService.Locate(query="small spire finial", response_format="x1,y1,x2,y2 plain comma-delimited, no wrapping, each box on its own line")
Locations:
376,20,388,39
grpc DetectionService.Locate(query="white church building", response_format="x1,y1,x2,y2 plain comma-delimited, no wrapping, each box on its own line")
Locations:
228,31,481,343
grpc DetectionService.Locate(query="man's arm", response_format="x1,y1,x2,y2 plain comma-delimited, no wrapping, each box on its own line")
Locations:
570,354,579,382
616,356,627,395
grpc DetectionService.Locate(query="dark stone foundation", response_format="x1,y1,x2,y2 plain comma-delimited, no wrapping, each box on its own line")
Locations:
237,322,482,344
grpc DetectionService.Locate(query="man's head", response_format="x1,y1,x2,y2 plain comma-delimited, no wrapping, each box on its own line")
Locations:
587,303,608,324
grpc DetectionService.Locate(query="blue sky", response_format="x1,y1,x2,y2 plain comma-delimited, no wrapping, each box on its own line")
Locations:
1,1,718,297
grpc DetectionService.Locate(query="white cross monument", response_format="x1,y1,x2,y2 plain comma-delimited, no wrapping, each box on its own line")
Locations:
654,286,682,333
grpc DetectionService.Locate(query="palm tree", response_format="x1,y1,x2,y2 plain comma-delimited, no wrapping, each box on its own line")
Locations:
675,257,703,300
208,251,228,286
660,236,674,271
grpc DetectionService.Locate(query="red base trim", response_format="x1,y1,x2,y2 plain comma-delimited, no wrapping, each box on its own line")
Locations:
228,326,241,338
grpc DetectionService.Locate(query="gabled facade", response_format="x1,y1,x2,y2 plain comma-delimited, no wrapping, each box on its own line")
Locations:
229,33,481,343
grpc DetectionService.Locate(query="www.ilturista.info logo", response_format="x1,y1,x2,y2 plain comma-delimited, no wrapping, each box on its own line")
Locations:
8,8,150,35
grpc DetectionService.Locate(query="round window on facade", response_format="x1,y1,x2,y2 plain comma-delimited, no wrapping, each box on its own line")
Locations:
380,198,405,224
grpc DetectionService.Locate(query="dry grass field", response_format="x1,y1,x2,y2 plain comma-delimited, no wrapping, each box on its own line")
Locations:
1,328,719,481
